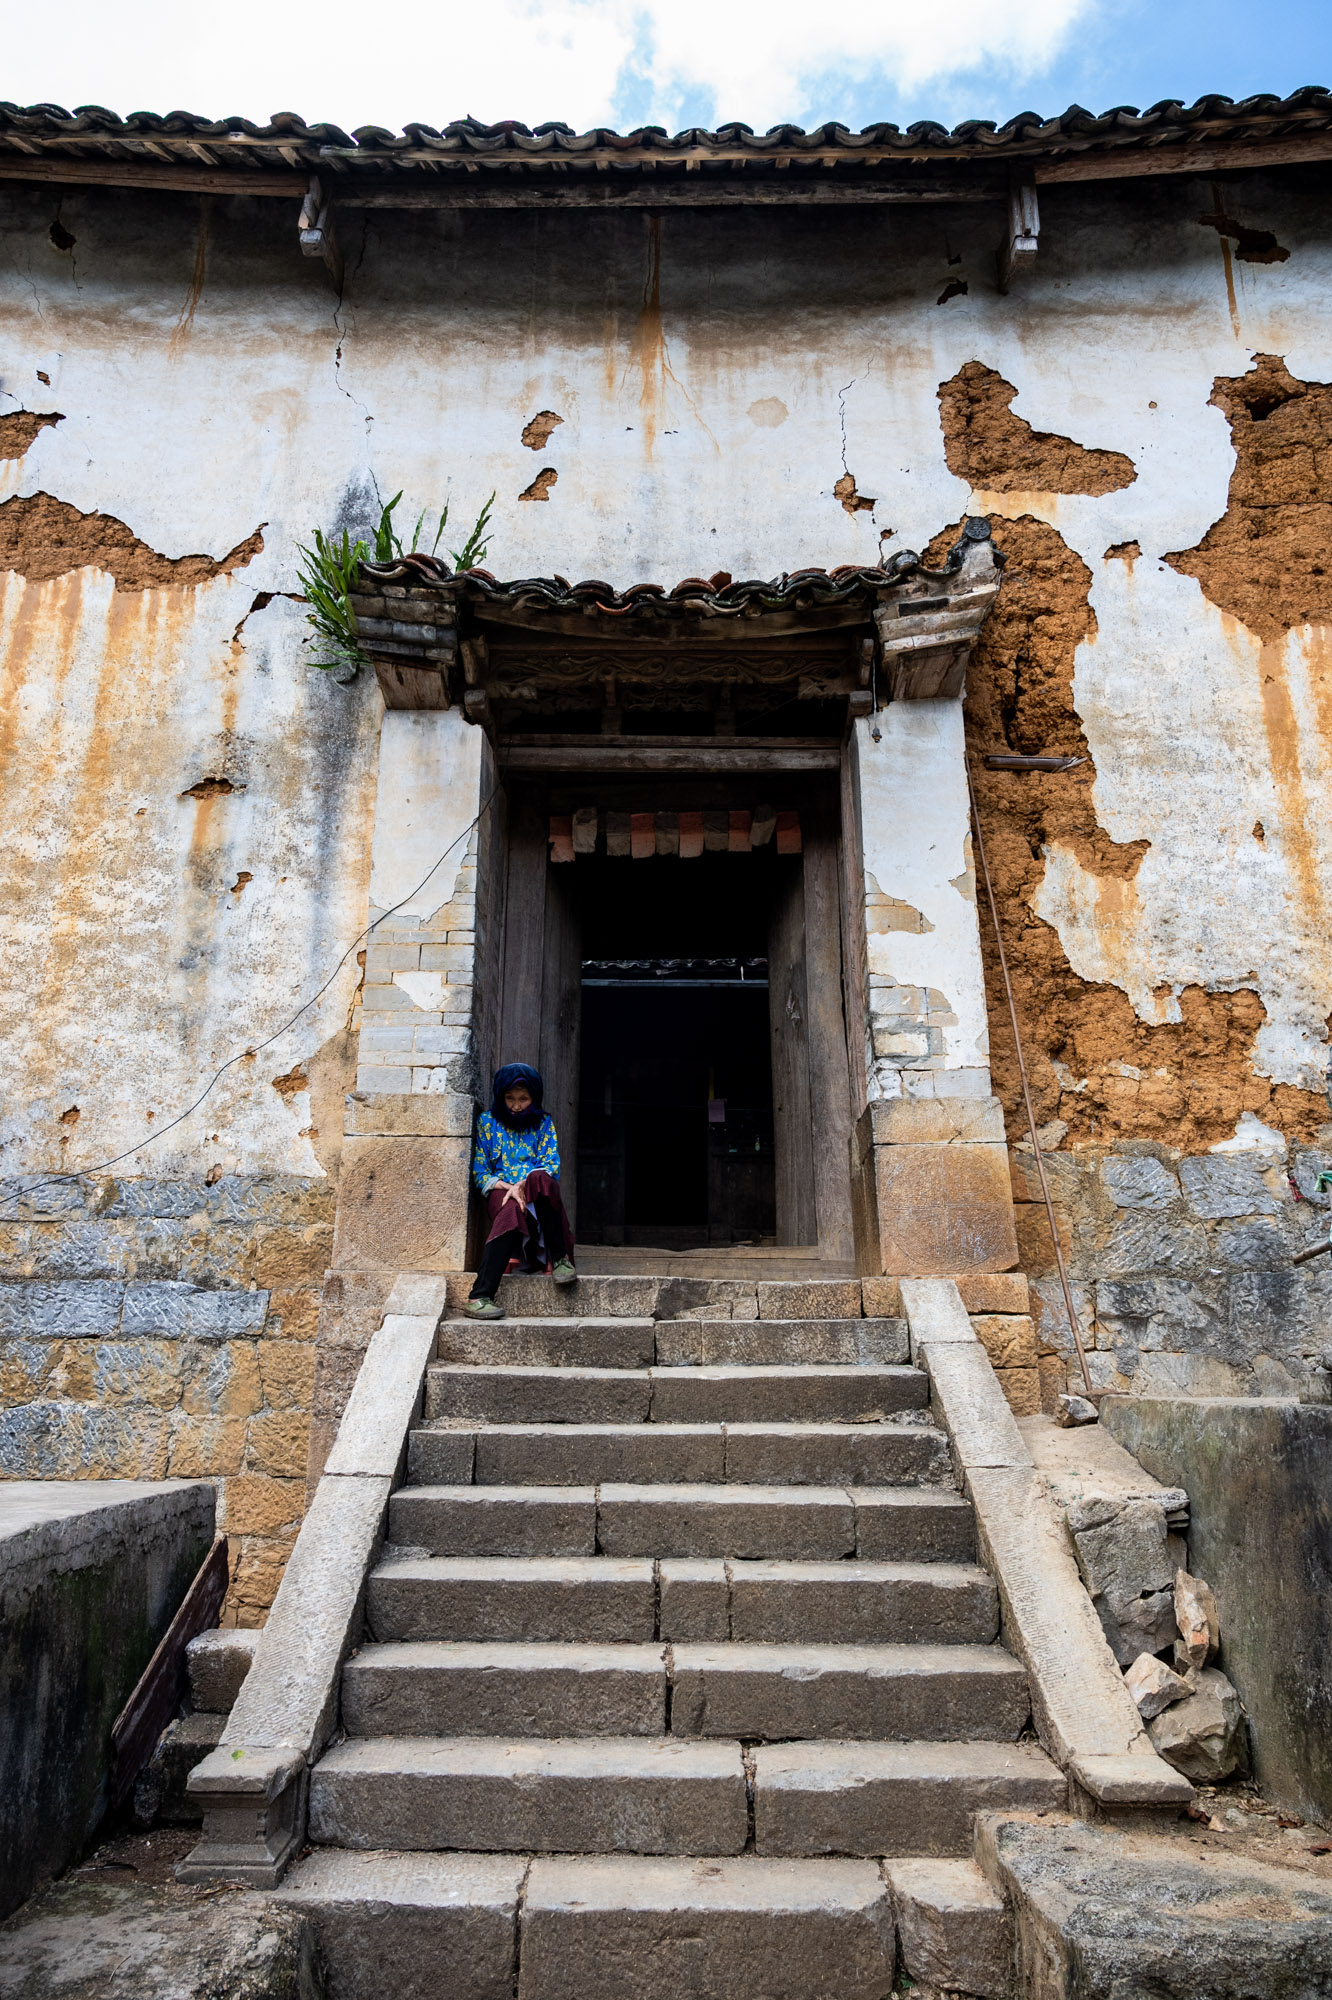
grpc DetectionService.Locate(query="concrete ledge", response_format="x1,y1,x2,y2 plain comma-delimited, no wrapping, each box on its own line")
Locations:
901,1281,1188,1817
183,1281,442,1884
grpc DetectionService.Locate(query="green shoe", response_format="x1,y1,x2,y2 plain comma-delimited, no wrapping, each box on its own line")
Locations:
552,1259,577,1286
464,1297,505,1319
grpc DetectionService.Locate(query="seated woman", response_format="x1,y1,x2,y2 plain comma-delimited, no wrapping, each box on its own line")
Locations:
466,1063,576,1320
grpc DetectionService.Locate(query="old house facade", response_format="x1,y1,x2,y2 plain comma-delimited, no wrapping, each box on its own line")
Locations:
3,95,1332,1957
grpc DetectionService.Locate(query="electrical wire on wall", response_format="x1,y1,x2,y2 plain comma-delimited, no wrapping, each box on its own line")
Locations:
50,783,500,1183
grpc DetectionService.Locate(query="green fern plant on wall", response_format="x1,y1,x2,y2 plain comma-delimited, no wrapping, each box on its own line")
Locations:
297,486,496,679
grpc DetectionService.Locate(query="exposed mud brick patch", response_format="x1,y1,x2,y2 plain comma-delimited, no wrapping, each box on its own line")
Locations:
518,467,558,502
1196,210,1290,265
1166,354,1332,642
0,492,264,591
939,362,1137,495
0,410,63,460
834,472,876,514
930,513,1327,1147
521,409,563,449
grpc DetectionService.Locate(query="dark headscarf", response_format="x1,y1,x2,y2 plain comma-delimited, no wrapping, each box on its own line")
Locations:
491,1063,545,1129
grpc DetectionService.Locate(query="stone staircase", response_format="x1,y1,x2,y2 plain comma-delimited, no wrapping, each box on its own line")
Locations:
281,1272,1065,1997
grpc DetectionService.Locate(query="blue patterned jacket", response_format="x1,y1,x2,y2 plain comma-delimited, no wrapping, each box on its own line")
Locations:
472,1111,561,1196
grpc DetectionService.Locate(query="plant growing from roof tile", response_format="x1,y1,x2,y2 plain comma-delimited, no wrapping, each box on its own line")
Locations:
297,486,496,678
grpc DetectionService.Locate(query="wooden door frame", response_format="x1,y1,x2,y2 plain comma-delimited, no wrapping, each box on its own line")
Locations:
486,758,858,1264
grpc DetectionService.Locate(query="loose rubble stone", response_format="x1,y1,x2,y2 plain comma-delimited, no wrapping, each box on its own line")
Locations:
1147,1665,1246,1781
1124,1651,1192,1719
1056,1393,1098,1427
1174,1569,1219,1667
1065,1496,1178,1665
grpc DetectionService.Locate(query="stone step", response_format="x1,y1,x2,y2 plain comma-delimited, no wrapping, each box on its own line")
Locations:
426,1366,651,1426
369,1556,658,1643
670,1642,1029,1743
367,1555,997,1646
308,1735,750,1856
423,1365,926,1427
650,1367,927,1426
342,1641,669,1738
276,1849,896,2000
752,1739,1065,1856
390,1486,598,1558
517,1854,895,2000
654,1319,908,1367
883,1856,1012,2000
308,1734,1060,1859
341,1639,1027,1743
393,1481,974,1564
722,1423,951,1489
437,1318,656,1370
724,1560,998,1646
435,1316,909,1369
488,1275,867,1320
410,1420,952,1490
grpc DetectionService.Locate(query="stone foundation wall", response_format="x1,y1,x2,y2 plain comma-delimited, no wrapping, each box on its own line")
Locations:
1012,1138,1332,1398
0,1173,333,1624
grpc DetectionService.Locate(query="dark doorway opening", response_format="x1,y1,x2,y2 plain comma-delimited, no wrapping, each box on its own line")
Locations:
574,853,778,1248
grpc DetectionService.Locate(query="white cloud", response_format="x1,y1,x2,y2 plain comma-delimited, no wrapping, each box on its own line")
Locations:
624,0,1095,130
0,0,1092,134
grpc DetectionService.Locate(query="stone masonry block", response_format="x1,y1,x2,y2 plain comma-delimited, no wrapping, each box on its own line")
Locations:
0,1175,91,1221
122,1282,269,1341
971,1314,1037,1368
257,1341,316,1410
361,984,419,1013
0,1399,172,1480
874,1144,1019,1277
0,1280,124,1336
203,1179,334,1227
955,1274,1029,1314
993,1366,1042,1417
180,1341,263,1417
345,1094,476,1139
168,1414,248,1477
84,1339,183,1410
332,1136,471,1273
1179,1156,1283,1219
364,945,422,975
867,1097,1007,1146
245,1409,311,1477
359,1024,417,1054
0,1338,58,1406
357,1066,414,1095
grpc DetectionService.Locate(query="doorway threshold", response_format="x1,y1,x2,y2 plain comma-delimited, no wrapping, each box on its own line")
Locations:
577,1244,857,1279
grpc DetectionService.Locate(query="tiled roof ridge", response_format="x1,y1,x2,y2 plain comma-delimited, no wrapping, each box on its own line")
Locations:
356,541,976,614
0,88,1329,159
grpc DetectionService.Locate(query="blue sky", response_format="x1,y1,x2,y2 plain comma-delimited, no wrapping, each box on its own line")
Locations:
2,0,1330,136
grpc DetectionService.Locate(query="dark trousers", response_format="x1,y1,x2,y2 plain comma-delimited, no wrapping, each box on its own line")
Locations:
470,1171,573,1299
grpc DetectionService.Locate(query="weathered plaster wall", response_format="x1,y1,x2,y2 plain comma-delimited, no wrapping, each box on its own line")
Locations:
2,166,1332,1576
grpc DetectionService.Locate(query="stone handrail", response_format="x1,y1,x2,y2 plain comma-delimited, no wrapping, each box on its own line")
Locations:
178,1275,449,1885
898,1279,1193,1816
